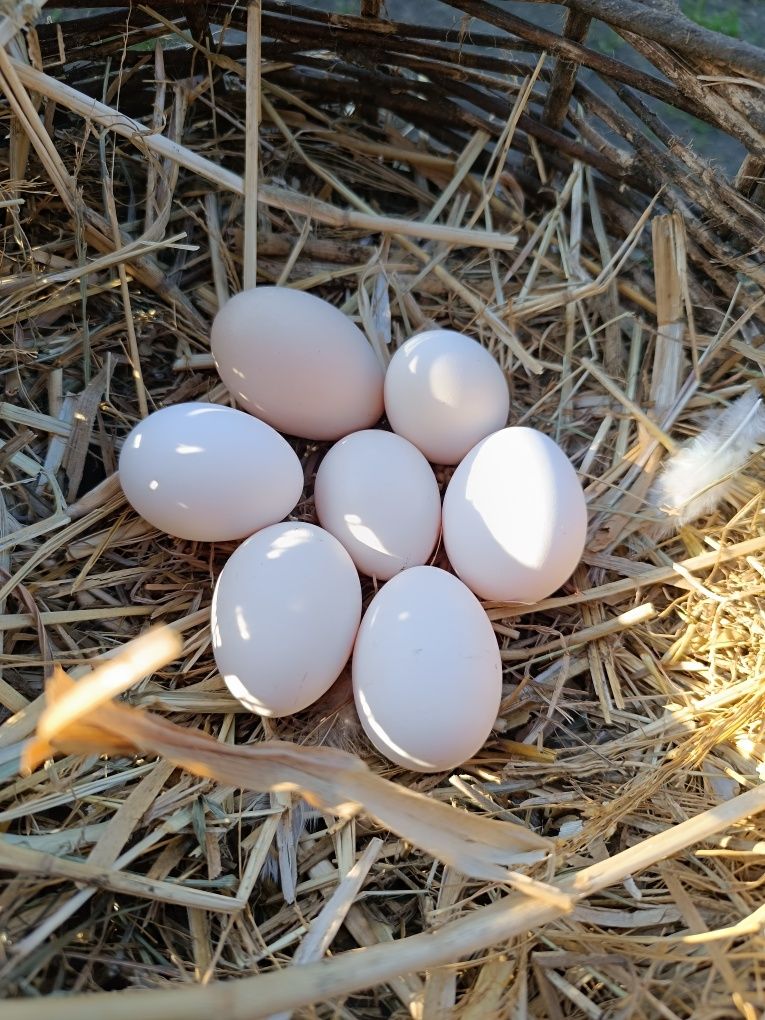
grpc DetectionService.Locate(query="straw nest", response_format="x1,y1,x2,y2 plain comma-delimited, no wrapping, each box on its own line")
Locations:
2,2,765,1017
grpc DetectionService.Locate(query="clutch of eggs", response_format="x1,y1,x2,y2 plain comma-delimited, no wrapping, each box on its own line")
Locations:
117,286,588,772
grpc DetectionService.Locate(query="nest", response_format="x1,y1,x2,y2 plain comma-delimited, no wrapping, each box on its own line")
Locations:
2,1,765,1017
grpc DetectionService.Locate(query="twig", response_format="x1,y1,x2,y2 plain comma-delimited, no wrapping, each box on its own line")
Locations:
243,0,261,291
9,59,519,254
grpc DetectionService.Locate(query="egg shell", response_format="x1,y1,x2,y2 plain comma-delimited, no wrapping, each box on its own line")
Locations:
384,329,510,465
118,403,303,542
352,566,502,772
314,430,441,580
212,523,362,717
442,427,587,603
211,286,385,441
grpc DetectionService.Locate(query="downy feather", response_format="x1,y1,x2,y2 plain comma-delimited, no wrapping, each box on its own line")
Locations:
653,388,765,527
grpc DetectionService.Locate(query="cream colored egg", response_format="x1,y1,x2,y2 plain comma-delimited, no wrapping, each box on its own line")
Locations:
352,566,502,772
314,430,441,580
211,286,385,441
384,329,509,465
118,403,303,542
212,523,361,717
442,427,587,603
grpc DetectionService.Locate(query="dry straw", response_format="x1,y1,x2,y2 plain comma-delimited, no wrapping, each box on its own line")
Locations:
2,1,765,1017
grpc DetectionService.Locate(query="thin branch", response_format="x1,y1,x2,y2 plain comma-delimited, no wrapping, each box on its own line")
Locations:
243,0,261,291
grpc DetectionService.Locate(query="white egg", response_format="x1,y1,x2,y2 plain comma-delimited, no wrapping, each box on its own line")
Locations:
212,523,361,717
442,427,587,603
314,430,441,580
352,566,502,772
211,286,385,441
118,403,303,542
384,329,510,465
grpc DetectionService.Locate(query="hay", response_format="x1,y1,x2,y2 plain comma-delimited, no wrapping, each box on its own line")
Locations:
2,1,765,1016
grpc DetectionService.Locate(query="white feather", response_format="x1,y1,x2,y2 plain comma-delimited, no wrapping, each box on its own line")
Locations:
653,388,765,527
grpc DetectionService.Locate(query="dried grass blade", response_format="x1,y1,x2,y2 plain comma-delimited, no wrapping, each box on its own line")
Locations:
0,839,240,913
487,533,765,616
269,837,383,1020
500,602,656,661
5,784,765,1020
650,212,686,425
35,627,182,743
21,643,550,881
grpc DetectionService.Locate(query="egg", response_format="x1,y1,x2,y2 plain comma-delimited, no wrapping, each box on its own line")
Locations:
118,403,303,542
211,286,385,441
314,430,441,580
352,566,502,772
212,523,362,716
384,329,510,465
442,427,587,603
